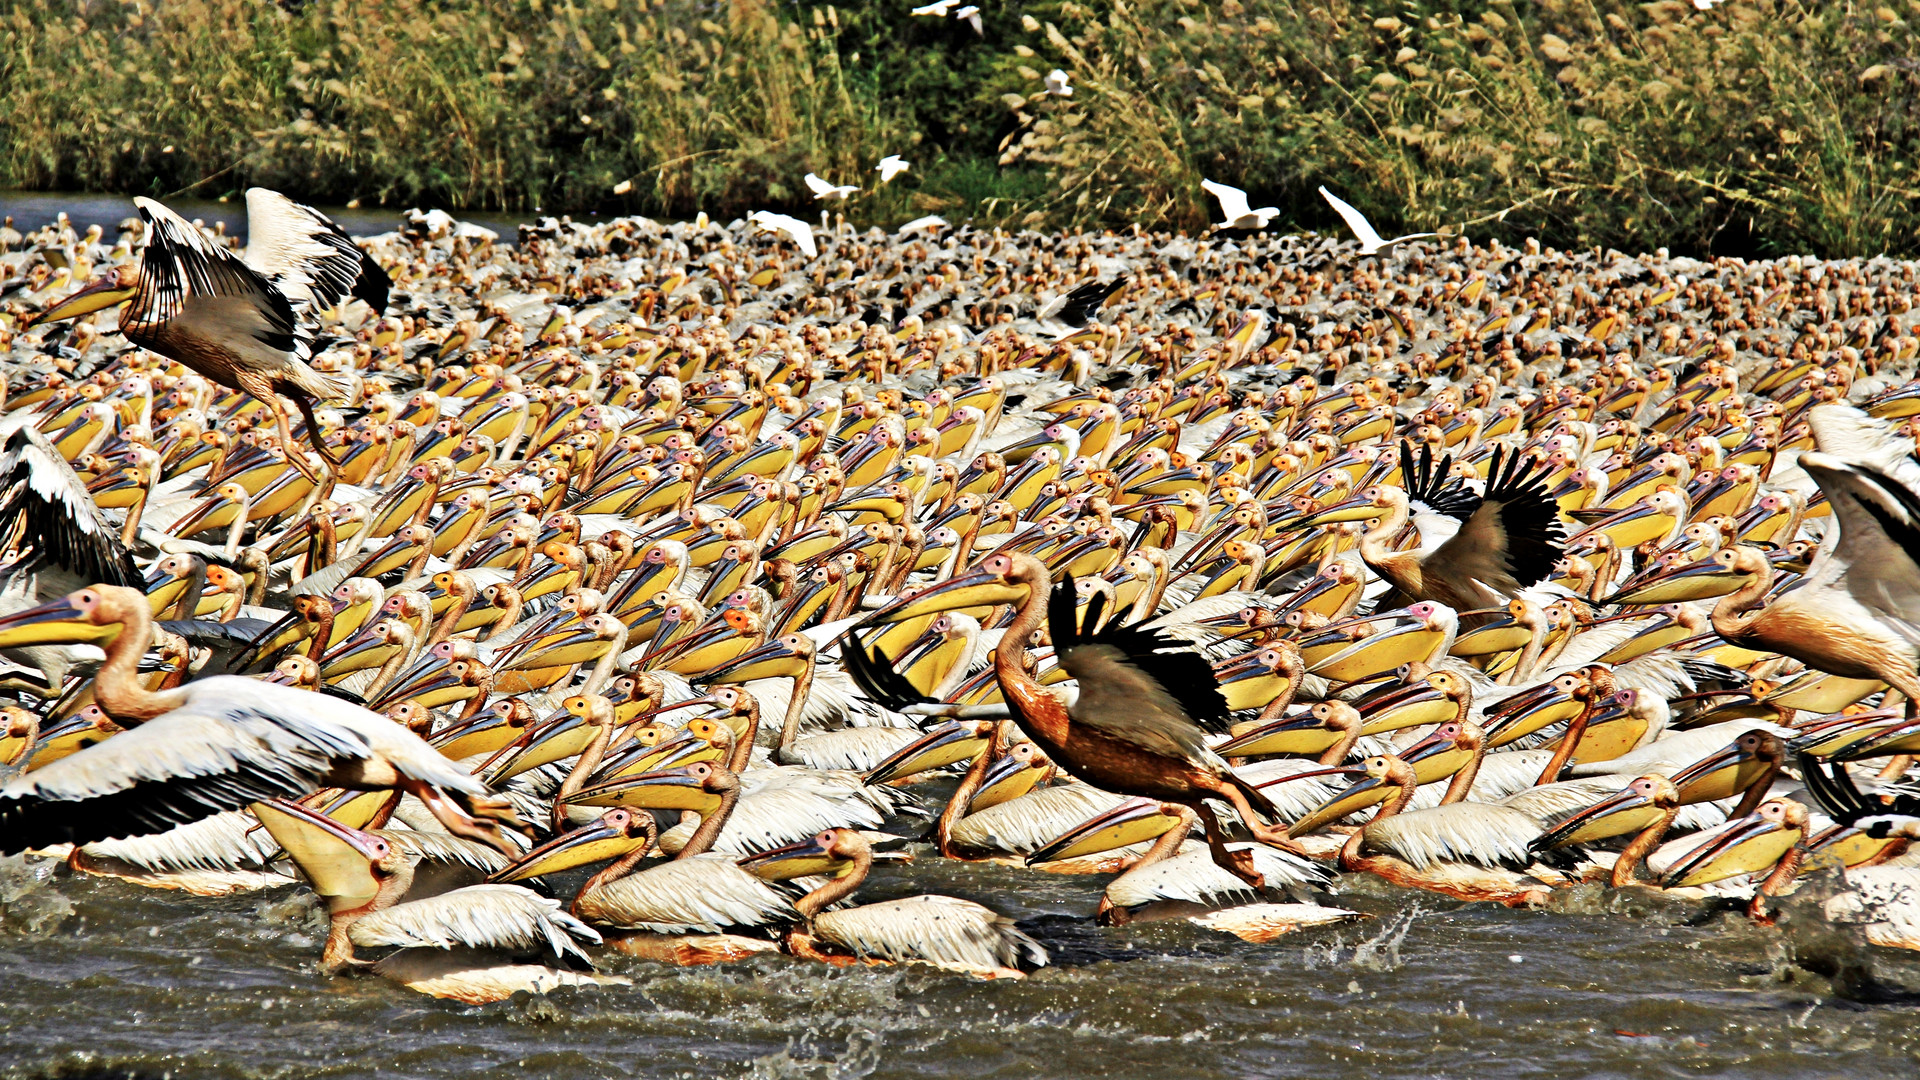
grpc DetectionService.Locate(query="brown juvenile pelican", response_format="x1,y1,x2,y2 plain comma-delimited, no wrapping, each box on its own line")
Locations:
24,190,389,481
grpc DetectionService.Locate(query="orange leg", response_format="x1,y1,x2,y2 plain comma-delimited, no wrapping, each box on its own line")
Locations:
1192,801,1266,891
236,372,322,484
1206,775,1314,858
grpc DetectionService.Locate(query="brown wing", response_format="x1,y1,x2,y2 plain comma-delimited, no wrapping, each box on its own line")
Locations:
1055,643,1219,767
1422,446,1566,595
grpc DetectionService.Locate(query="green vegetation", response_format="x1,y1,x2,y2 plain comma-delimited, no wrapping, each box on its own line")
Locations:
3,0,1917,256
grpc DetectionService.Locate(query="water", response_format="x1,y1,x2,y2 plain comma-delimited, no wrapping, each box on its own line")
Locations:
0,191,538,244
4,832,1917,1080
1,191,1913,1078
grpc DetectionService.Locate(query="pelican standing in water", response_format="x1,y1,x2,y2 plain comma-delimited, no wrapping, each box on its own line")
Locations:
24,190,389,481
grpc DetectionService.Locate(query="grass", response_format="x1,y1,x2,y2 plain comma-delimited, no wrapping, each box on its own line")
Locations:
2,0,1917,256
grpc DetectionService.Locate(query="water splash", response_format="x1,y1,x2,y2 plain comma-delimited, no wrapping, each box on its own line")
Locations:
0,854,73,936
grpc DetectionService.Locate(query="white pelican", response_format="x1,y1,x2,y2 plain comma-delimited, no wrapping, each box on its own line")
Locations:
1318,185,1436,255
743,828,1048,978
253,799,623,1003
0,585,519,854
1200,180,1279,231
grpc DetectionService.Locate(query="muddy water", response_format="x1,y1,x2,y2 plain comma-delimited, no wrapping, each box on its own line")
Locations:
3,841,1916,1080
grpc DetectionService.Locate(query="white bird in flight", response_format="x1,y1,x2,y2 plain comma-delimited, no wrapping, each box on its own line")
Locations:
876,156,911,183
897,215,948,237
1201,180,1279,230
1045,69,1074,96
955,5,983,33
749,211,818,258
805,173,859,200
911,0,960,15
1318,186,1436,255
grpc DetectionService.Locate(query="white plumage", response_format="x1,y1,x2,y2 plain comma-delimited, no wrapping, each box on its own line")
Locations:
811,894,1047,976
349,883,601,962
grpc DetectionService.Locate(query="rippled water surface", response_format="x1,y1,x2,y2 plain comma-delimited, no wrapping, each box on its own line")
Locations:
4,841,1917,1080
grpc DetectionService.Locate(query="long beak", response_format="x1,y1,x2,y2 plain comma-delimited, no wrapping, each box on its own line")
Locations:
1216,711,1339,758
1026,797,1183,864
21,709,119,769
737,832,858,881
0,595,118,648
481,713,595,784
862,720,989,785
249,797,384,906
1286,772,1390,836
1481,687,1583,748
1667,740,1770,804
861,564,1028,626
1297,495,1380,528
563,765,721,812
429,708,533,762
23,275,139,327
1357,683,1455,735
1603,558,1749,605
1659,816,1799,888
489,814,649,882
700,637,810,683
1309,620,1446,683
1529,786,1659,851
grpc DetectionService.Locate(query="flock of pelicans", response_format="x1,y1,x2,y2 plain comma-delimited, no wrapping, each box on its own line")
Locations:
1,189,1920,1004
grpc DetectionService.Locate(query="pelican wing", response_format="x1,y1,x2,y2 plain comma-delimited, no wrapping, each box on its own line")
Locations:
0,706,358,853
133,197,307,360
1050,577,1230,758
812,894,1047,974
0,413,142,592
1398,441,1482,523
243,188,389,314
1052,277,1127,329
1201,180,1253,222
349,884,600,962
0,677,486,853
574,853,795,933
1318,186,1386,249
1798,455,1920,649
1422,445,1566,594
1362,802,1540,870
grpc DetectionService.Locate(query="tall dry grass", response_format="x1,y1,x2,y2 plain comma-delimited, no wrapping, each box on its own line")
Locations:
2,0,1917,255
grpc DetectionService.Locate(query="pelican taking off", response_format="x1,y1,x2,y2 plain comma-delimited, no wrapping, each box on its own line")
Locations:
24,190,389,482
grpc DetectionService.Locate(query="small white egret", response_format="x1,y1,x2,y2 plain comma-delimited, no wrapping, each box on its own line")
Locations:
1201,180,1279,230
911,0,960,15
1318,186,1437,255
805,173,859,201
748,211,818,258
876,156,911,184
1044,69,1074,97
955,5,983,34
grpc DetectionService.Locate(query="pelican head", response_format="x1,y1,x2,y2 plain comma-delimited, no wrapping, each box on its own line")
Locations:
861,552,1043,625
0,584,144,647
23,263,140,327
490,808,653,883
1530,775,1678,851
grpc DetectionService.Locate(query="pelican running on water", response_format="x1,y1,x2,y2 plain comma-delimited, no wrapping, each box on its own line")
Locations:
24,190,389,482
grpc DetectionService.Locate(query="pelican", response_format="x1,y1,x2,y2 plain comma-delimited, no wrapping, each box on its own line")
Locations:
858,553,1308,890
25,191,389,481
1295,443,1567,621
253,799,623,1003
0,585,519,854
743,827,1048,978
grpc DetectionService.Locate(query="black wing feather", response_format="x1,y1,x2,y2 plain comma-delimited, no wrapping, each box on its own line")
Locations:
1476,445,1568,588
1055,278,1127,328
1398,440,1480,521
0,759,315,854
1050,574,1231,730
0,419,142,590
839,631,935,710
